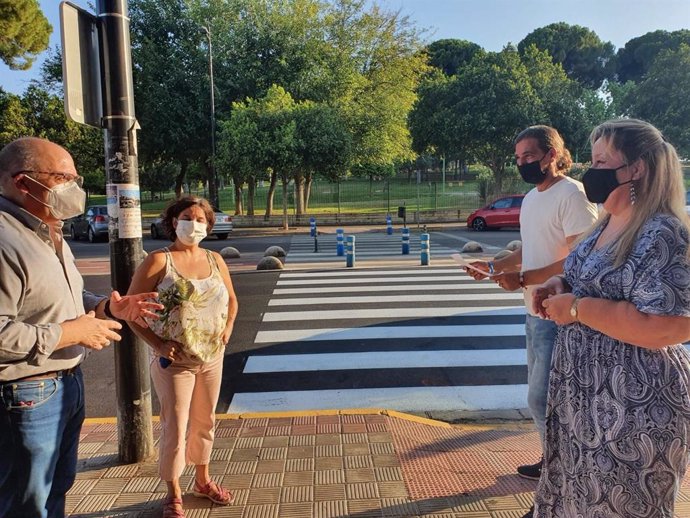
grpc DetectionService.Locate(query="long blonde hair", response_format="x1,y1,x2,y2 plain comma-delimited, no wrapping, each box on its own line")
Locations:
590,118,689,266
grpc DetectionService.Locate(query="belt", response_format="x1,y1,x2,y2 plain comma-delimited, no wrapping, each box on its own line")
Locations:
9,366,80,383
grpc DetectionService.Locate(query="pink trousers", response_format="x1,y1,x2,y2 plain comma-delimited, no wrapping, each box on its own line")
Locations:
150,352,224,481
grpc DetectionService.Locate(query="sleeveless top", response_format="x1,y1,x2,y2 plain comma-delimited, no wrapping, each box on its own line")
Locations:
145,248,229,363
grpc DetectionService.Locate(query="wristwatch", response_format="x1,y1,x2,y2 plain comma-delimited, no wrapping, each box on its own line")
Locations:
569,297,581,321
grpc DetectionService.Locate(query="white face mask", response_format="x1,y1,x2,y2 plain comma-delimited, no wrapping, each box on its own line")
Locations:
175,219,207,246
24,175,86,220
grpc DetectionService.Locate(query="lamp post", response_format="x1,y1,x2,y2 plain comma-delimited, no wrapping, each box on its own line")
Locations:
200,25,219,209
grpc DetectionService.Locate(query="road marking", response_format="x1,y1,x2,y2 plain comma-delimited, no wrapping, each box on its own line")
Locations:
254,323,526,343
244,349,527,372
273,283,500,294
227,385,529,413
277,275,476,285
268,293,525,305
262,306,525,321
279,268,466,278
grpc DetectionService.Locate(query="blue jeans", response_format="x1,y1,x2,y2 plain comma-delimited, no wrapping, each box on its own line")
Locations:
0,368,85,518
525,314,557,449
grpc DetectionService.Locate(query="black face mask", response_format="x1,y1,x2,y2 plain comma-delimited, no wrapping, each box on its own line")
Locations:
517,154,548,184
582,164,631,204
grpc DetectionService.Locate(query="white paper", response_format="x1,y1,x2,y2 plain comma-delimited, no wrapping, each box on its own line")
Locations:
451,253,497,277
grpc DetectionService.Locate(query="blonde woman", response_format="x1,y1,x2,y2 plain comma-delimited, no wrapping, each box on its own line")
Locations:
533,119,690,517
128,196,238,518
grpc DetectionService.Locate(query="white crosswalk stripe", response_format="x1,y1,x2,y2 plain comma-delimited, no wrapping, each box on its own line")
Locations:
227,266,531,415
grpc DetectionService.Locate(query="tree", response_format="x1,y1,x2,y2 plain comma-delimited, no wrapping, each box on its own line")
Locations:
624,44,690,157
616,30,690,83
0,87,30,146
425,39,483,76
0,0,51,70
520,45,612,161
293,102,352,212
129,0,212,199
518,22,615,88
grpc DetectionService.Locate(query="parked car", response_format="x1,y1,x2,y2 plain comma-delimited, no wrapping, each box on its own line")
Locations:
150,207,233,240
65,205,109,242
686,191,690,215
467,194,525,231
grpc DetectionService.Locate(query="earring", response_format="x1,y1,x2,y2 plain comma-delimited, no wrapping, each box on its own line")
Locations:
630,183,636,205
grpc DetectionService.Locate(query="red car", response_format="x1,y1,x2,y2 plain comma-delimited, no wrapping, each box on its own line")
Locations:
467,194,525,231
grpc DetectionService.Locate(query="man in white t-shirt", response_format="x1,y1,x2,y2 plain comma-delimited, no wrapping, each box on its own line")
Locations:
467,125,598,518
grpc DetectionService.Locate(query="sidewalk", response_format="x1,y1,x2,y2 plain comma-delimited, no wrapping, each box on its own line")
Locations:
68,410,690,517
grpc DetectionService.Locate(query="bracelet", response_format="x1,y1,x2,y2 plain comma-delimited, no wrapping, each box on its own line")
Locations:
103,299,115,319
488,261,495,275
519,271,526,289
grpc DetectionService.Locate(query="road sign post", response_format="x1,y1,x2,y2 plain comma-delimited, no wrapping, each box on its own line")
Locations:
62,0,154,463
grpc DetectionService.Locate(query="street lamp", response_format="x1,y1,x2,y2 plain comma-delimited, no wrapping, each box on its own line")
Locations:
200,24,219,209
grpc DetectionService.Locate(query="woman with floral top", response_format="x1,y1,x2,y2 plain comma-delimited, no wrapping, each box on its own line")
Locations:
128,196,238,518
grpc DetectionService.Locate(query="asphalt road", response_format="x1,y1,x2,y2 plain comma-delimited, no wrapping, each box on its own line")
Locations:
75,226,521,417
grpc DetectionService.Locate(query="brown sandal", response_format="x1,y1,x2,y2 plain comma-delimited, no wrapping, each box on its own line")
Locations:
163,497,185,518
193,480,234,505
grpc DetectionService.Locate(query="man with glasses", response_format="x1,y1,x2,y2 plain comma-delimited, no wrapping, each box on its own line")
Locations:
0,137,162,518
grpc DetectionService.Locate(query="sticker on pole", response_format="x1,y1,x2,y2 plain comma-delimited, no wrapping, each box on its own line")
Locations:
451,253,496,277
106,183,142,239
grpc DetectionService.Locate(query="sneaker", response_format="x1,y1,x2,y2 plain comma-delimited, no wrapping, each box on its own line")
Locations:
522,505,534,518
517,457,543,480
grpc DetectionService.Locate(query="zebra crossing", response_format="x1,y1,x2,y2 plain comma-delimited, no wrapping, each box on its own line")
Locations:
285,231,477,264
227,266,530,414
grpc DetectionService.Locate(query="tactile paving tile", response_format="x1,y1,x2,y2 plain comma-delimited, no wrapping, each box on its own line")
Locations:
283,470,315,486
315,469,345,485
314,499,347,518
252,472,283,488
280,485,313,503
279,501,313,517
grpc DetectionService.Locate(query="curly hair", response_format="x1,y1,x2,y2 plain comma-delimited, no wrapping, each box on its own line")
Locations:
161,195,215,241
514,125,573,174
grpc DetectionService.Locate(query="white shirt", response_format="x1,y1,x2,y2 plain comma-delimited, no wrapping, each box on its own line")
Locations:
519,176,598,315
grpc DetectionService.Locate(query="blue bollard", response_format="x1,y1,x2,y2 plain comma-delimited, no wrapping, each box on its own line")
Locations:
420,232,430,266
336,228,345,256
310,217,316,237
386,215,393,235
346,235,356,267
402,227,410,255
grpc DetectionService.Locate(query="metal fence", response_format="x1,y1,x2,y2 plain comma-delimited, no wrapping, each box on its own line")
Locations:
223,177,489,215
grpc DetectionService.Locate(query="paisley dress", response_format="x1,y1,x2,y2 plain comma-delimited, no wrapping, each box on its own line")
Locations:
535,214,690,518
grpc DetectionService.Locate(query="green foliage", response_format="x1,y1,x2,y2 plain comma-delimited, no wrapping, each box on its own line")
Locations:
616,30,690,83
425,39,483,76
624,44,690,157
0,0,51,70
129,0,211,186
0,85,105,193
518,22,616,88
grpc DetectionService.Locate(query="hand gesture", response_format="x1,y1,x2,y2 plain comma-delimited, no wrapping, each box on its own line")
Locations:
532,276,567,318
157,339,183,364
109,290,164,327
222,322,235,345
542,293,577,325
493,272,521,291
76,311,123,350
465,261,491,280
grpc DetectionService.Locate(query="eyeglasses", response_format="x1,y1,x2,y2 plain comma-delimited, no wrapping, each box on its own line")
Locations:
12,170,84,187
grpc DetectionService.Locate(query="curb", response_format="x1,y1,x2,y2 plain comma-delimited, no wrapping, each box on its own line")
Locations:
84,407,452,428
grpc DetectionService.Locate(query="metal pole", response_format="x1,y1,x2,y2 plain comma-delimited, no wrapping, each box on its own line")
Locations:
201,25,219,209
96,0,154,463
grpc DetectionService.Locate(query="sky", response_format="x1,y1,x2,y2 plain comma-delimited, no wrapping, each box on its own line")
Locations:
1,0,689,95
